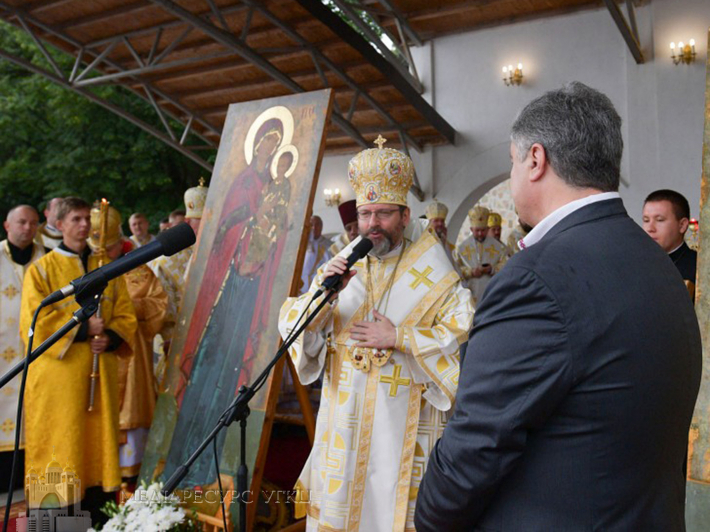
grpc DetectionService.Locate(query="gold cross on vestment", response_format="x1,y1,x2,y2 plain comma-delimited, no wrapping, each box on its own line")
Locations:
1,285,18,299
484,245,499,257
1,419,14,434
1,347,17,363
374,135,387,149
380,364,411,397
408,266,434,289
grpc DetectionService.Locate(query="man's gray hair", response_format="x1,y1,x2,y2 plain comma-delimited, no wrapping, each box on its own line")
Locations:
510,81,623,192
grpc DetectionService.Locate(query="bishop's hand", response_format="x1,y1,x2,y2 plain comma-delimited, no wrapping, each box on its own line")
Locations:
350,310,396,350
322,256,357,293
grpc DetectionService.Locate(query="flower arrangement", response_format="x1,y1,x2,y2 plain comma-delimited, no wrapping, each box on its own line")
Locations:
89,482,198,532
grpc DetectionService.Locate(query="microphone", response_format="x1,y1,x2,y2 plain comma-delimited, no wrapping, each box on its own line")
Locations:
42,223,196,306
313,238,372,299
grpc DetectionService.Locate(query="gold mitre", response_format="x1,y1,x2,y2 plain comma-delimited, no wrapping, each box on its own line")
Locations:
487,212,502,227
89,203,122,251
468,206,490,229
185,177,209,219
425,200,448,220
348,135,413,207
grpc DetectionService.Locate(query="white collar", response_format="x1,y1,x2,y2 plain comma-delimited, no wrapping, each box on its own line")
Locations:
520,192,621,249
668,242,685,255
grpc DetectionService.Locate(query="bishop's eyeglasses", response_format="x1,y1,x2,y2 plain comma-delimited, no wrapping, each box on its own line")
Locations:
356,208,400,221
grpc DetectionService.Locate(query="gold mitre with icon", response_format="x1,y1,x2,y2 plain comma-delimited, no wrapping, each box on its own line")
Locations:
487,211,502,227
348,135,413,207
88,202,123,251
185,177,209,219
426,200,448,220
468,206,490,229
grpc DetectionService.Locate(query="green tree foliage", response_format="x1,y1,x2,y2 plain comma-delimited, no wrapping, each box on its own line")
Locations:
0,21,216,234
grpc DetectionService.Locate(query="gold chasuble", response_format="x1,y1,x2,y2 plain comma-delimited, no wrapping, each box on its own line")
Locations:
454,235,509,307
20,248,137,498
118,263,167,477
150,247,192,342
279,229,473,532
0,241,44,451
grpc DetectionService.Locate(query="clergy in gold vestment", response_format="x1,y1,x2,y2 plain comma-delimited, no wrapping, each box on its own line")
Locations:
20,198,136,500
89,208,168,478
279,137,473,532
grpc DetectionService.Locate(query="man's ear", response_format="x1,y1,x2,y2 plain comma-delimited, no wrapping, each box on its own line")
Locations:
2,221,8,234
55,218,64,232
402,207,411,226
528,143,547,183
679,217,690,235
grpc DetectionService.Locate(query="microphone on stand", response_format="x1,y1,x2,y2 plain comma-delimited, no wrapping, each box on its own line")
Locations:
41,222,196,306
313,238,372,299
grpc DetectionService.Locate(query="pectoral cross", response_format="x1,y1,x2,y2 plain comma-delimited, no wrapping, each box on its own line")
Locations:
380,364,411,397
408,266,434,289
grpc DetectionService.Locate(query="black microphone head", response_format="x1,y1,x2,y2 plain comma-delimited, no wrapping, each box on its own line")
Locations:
352,237,373,259
156,222,196,256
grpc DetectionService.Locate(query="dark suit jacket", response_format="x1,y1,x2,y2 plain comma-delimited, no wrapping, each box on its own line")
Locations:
415,199,702,531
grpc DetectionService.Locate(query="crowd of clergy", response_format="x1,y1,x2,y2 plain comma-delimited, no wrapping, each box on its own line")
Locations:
0,121,698,528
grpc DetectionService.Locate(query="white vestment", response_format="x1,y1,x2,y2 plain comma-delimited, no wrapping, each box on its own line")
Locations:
300,235,333,294
279,229,473,531
454,235,509,307
0,241,44,451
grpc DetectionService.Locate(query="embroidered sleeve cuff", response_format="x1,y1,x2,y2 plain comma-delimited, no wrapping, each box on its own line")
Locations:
395,327,412,354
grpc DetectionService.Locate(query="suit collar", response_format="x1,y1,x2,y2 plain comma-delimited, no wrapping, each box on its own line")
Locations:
536,198,628,245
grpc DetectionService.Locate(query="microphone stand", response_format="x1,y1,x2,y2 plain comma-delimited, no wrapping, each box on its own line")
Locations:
161,287,338,531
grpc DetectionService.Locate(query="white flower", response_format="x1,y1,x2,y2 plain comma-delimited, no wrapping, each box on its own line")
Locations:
97,481,187,532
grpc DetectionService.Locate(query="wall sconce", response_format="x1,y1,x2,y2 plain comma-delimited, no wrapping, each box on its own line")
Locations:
670,39,696,64
502,63,523,86
324,188,341,207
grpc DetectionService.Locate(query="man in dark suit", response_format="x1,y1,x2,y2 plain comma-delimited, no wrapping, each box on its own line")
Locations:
415,82,702,531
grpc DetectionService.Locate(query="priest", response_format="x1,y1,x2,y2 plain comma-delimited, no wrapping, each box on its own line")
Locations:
88,205,167,480
455,206,509,307
20,197,136,518
34,197,63,251
279,136,473,531
329,199,359,256
150,179,206,378
0,205,44,486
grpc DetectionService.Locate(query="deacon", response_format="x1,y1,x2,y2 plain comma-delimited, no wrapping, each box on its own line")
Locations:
279,136,473,531
0,205,44,485
89,206,167,479
151,180,206,370
20,197,136,517
415,82,701,531
299,215,332,294
455,206,509,306
642,189,697,299
329,199,359,256
34,197,63,251
128,212,155,248
425,200,458,267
